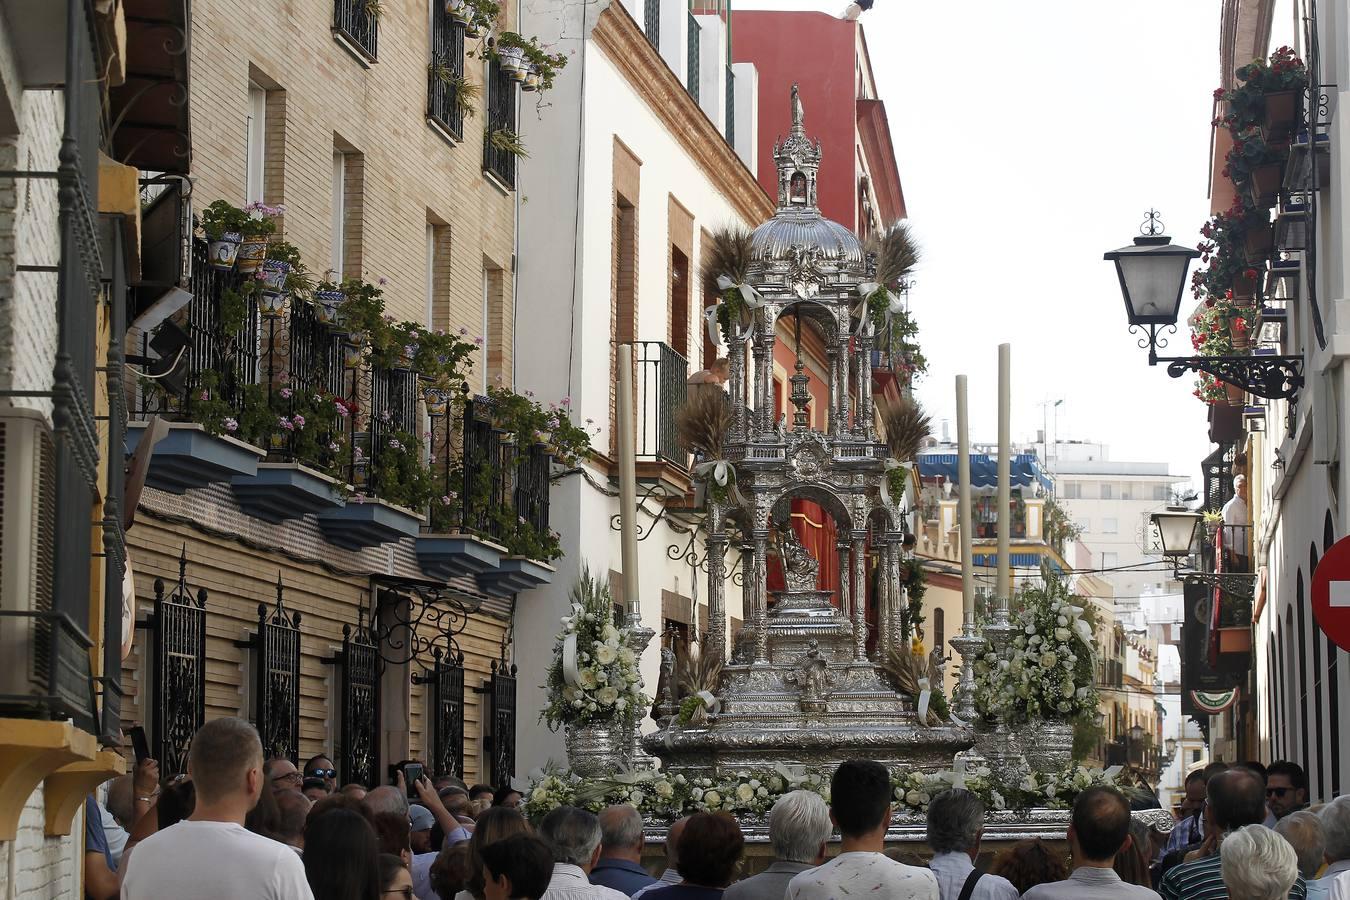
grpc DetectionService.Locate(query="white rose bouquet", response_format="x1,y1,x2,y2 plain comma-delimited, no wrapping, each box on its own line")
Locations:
542,567,649,731
973,577,1098,724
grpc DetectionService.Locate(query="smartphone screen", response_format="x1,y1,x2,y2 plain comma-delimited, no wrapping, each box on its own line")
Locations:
404,763,423,797
129,726,150,765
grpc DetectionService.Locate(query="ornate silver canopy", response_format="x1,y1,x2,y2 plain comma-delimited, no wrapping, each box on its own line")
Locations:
646,85,971,776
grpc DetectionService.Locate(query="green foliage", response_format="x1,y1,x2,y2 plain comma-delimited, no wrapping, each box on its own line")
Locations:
1043,497,1081,551
1216,46,1309,135
364,429,434,511
488,128,528,158
199,200,251,241
887,306,928,379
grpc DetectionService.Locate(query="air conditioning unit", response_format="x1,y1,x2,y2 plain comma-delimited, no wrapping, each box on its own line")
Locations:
0,406,59,714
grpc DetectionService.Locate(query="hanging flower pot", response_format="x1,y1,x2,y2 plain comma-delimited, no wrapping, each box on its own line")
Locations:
1244,222,1273,259
314,289,344,325
424,388,449,417
207,232,242,270
261,258,291,292
1229,316,1251,351
522,67,540,91
464,19,484,37
260,290,287,318
1225,382,1246,408
445,0,469,21
499,45,526,76
343,344,365,369
1247,163,1284,209
1262,90,1300,137
1231,269,1259,301
236,236,268,274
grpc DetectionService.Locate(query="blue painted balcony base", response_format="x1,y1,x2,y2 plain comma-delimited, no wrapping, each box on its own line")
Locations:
232,463,345,522
415,534,506,581
126,422,263,494
477,556,556,597
317,499,423,549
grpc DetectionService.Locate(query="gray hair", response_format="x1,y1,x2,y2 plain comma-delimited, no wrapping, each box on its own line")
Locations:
541,806,602,867
366,785,410,817
1320,795,1350,861
1221,824,1299,900
105,775,135,828
599,804,644,851
768,791,832,864
926,789,985,854
1275,811,1326,878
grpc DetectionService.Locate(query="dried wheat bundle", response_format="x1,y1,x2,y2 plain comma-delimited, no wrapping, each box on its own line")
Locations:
675,388,733,459
868,221,920,290
882,394,932,463
676,642,724,725
700,224,754,296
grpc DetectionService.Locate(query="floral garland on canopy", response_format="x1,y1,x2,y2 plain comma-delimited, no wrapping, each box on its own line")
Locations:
521,760,1118,824
972,578,1099,723
541,568,648,732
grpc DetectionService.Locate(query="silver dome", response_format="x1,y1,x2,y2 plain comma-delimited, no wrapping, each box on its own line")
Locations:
749,211,866,269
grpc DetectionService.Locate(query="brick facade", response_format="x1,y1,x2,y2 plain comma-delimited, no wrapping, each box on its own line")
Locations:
188,0,517,386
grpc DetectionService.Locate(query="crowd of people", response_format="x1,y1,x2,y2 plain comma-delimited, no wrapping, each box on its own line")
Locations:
81,720,1350,900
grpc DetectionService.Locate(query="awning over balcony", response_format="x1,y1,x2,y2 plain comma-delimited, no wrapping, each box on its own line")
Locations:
917,452,1053,495
107,0,191,174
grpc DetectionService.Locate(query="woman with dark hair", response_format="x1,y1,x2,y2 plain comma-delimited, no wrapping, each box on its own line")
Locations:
492,786,523,809
646,812,744,900
245,778,283,840
431,843,473,900
480,834,554,900
304,807,381,900
379,853,414,899
989,838,1069,895
156,777,196,829
454,806,532,900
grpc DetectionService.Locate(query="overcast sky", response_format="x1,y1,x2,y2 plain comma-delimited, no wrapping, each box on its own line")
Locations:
736,0,1222,488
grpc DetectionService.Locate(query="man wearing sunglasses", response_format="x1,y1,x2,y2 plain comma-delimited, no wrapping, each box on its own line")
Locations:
1266,761,1309,821
305,754,339,795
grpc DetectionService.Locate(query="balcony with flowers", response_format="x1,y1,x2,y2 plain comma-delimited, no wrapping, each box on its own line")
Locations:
130,201,587,592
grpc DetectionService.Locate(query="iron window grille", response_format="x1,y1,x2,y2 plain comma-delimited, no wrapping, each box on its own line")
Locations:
141,547,207,777
428,6,467,138
484,656,517,787
414,648,465,780
239,577,303,763
725,65,735,146
482,59,517,188
328,612,380,787
644,0,660,47
333,0,378,61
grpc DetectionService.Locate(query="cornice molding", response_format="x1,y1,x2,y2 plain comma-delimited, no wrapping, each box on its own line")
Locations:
591,4,774,226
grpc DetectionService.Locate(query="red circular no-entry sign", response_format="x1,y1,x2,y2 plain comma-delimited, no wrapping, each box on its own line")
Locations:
1312,535,1350,651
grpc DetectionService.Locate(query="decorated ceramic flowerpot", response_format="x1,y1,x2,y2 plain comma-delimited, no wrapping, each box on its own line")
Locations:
260,291,287,318
523,69,540,91
236,237,268,274
424,388,449,417
445,0,469,21
207,232,242,270
343,344,365,369
261,259,291,292
314,290,344,325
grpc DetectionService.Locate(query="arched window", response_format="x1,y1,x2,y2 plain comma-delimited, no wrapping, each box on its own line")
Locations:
1297,573,1310,777
1312,546,1325,799
789,172,807,205
1285,604,1296,762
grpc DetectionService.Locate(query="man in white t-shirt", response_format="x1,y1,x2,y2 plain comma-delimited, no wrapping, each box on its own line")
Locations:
120,717,314,900
786,760,938,900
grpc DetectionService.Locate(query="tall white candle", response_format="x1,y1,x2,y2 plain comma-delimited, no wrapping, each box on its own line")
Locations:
997,343,1011,603
956,375,974,619
616,343,640,615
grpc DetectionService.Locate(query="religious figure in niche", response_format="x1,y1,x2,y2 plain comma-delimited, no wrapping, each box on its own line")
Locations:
786,640,834,713
776,526,819,592
789,172,808,205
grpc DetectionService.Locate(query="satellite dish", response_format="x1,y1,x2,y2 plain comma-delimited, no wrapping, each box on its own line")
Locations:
121,558,137,661
124,416,169,530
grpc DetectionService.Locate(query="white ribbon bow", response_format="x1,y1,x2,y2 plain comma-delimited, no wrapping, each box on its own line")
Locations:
855,282,904,336
879,459,909,507
562,632,581,687
1074,617,1094,645
716,274,764,310
937,755,967,790
704,305,724,348
695,690,721,715
916,676,932,724
694,459,733,486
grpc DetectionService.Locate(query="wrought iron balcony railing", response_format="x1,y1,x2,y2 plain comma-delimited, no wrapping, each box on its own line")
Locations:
482,60,516,188
334,0,378,60
428,7,466,138
686,13,700,102
634,340,688,468
132,240,554,559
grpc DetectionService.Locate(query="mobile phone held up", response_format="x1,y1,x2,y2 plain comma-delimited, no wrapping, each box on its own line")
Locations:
129,725,150,765
403,763,423,798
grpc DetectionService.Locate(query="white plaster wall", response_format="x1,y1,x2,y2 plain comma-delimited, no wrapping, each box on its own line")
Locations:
513,28,759,774
656,0,687,89
0,785,81,899
695,14,726,131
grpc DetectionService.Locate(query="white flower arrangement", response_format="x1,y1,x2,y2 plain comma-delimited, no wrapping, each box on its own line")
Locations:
542,568,648,731
973,578,1099,723
521,759,1117,823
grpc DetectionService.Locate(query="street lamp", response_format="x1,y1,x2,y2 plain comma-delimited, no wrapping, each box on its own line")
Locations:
1165,737,1178,760
1150,506,1257,591
1106,210,1304,402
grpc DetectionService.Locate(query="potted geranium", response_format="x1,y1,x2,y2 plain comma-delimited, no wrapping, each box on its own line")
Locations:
199,200,250,270
495,32,529,80
237,201,282,274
